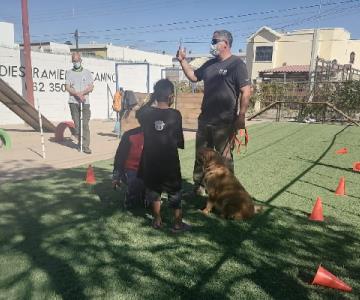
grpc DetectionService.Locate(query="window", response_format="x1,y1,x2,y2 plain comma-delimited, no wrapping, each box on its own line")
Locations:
350,52,355,64
82,52,96,57
255,46,273,62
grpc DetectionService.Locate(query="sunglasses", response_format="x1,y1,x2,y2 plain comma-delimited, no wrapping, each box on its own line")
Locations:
211,38,226,45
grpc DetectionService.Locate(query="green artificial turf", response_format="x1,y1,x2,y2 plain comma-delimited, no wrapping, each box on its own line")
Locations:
0,122,359,299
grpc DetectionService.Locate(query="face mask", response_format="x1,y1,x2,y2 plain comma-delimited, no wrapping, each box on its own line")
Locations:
73,62,81,69
210,44,219,57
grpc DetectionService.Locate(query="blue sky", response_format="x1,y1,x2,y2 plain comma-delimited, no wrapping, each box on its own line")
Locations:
1,0,360,55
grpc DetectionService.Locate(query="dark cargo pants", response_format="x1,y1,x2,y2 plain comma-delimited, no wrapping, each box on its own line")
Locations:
193,121,235,186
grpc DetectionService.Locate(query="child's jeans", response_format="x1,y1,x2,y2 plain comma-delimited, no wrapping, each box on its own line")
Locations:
122,169,145,208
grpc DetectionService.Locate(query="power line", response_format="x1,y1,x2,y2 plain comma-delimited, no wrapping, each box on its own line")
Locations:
28,7,318,39
276,3,360,31
146,5,360,52
25,0,205,24
1,0,165,20
79,10,319,40
28,0,359,39
67,3,360,43
25,1,360,54
30,8,360,53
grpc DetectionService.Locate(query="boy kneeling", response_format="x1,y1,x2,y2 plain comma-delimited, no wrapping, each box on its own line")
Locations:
112,126,145,209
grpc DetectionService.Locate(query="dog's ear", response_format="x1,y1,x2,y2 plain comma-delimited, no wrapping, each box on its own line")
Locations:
197,148,206,162
197,147,212,162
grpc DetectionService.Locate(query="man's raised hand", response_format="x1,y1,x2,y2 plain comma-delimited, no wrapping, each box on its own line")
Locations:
176,47,186,62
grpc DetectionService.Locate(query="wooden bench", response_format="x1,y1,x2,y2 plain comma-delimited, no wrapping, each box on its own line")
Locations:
54,121,75,142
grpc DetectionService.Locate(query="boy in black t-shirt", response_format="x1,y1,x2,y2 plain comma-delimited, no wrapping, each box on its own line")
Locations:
136,79,190,233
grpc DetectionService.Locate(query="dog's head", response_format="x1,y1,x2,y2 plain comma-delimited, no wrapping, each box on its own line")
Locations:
197,148,224,168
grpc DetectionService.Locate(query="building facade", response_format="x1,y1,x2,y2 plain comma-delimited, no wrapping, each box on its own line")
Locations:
246,26,360,81
69,44,173,66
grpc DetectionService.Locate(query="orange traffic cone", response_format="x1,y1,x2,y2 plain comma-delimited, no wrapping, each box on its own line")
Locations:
335,147,348,154
335,177,345,196
85,165,96,184
309,197,324,221
312,265,352,292
353,162,360,172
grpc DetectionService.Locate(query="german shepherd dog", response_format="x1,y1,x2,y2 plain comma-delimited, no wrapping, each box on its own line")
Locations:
198,148,262,220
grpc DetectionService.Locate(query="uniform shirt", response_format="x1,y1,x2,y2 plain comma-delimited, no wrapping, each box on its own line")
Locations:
136,105,184,193
194,55,250,124
65,67,93,105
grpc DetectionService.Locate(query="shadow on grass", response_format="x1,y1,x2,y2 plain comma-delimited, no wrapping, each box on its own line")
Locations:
240,124,309,161
179,125,359,299
261,125,350,206
298,179,360,200
0,160,55,184
177,202,359,299
0,124,359,299
293,156,355,175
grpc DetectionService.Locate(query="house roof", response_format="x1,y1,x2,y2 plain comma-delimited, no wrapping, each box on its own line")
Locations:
260,65,310,73
69,44,110,50
247,26,282,42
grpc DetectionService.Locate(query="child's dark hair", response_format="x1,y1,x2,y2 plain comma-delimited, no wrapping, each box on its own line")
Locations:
149,79,174,103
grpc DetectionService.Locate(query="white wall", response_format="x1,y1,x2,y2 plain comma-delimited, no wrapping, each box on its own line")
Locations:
107,45,173,66
0,22,15,47
0,46,165,125
115,63,163,93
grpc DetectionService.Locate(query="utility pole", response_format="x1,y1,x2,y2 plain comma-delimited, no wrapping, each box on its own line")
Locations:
308,0,323,101
74,29,79,50
21,0,35,106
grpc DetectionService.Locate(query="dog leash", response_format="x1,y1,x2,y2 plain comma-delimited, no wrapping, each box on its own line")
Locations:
223,128,249,157
238,128,249,153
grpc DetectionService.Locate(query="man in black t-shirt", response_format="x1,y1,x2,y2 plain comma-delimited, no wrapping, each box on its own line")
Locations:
177,29,251,196
136,79,190,233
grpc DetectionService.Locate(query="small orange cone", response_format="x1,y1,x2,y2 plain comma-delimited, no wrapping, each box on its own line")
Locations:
335,147,348,154
335,177,345,196
309,197,324,221
85,165,96,184
312,265,352,292
353,162,360,172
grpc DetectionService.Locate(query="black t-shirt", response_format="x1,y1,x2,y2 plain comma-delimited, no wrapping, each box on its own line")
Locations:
194,55,250,124
136,105,184,192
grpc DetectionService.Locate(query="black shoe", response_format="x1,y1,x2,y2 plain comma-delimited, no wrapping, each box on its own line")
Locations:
83,148,92,154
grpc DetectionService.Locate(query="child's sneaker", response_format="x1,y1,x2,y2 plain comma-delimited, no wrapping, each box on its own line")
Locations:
171,222,191,234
